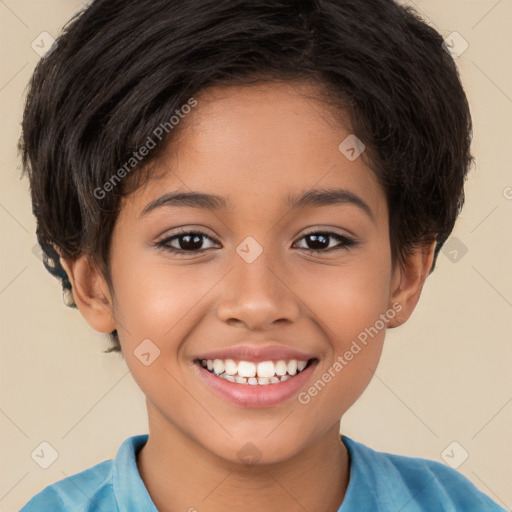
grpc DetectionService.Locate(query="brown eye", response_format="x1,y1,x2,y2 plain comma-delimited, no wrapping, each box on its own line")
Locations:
155,230,219,254
293,231,357,253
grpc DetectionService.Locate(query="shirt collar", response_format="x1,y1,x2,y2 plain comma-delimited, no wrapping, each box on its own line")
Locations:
111,433,366,512
339,434,378,510
112,434,158,512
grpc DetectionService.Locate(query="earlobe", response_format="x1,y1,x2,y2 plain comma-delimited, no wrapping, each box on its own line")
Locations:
387,241,436,328
59,254,117,334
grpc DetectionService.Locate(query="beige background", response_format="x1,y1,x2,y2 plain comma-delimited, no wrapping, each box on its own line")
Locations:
1,0,511,510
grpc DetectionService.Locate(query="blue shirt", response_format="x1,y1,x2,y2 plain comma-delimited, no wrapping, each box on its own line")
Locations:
20,434,507,511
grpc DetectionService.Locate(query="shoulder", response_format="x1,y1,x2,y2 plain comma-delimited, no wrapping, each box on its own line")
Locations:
342,436,507,511
19,458,115,512
19,434,150,512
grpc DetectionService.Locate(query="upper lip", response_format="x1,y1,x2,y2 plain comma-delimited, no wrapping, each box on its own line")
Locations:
194,344,317,364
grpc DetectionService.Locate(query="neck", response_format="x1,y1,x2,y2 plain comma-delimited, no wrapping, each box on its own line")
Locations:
136,403,350,512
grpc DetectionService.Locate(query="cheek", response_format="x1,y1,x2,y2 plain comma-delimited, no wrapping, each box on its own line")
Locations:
110,252,209,339
326,273,391,345
301,250,392,346
294,245,392,410
110,257,208,408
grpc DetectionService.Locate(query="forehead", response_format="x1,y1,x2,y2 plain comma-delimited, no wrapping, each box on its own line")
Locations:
123,81,386,222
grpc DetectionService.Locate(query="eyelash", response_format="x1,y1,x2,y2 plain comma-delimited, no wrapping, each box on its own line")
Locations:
154,228,358,255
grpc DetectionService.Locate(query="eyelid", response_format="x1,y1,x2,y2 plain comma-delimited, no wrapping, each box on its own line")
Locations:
155,225,218,242
297,227,357,240
294,226,360,244
292,230,358,252
155,228,220,249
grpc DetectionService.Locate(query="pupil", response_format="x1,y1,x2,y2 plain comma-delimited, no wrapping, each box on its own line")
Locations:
181,234,202,250
308,233,328,250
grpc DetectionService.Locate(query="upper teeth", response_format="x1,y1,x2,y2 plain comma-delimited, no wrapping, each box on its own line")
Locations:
203,359,308,378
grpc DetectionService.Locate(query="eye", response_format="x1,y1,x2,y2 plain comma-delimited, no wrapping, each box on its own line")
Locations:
155,229,219,254
154,229,358,256
293,231,357,253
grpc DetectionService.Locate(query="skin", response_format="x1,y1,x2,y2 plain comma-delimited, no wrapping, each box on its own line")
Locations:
61,81,435,512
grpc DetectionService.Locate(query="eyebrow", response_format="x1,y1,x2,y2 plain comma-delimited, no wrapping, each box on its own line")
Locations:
286,188,374,222
140,188,374,222
140,192,230,218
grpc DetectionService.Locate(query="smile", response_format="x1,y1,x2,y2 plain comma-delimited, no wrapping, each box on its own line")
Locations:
199,358,313,385
193,357,319,407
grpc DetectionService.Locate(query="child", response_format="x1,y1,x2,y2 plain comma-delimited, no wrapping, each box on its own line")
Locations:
19,0,507,510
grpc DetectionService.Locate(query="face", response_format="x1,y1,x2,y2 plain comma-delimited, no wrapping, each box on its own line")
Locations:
68,81,428,465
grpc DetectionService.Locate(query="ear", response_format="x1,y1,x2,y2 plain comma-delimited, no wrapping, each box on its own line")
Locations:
59,254,117,334
387,241,436,328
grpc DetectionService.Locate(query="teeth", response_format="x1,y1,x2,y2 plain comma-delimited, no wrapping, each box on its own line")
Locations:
287,360,297,376
275,360,288,376
200,357,312,384
257,361,275,378
224,359,238,376
238,361,256,378
213,359,224,375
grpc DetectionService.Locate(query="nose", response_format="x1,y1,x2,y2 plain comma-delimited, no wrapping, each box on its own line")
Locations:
216,250,301,331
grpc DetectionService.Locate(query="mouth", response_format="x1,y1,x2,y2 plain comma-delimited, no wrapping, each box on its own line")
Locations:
192,357,319,407
195,357,317,384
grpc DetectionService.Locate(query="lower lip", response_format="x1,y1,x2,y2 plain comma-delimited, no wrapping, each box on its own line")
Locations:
193,359,318,408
